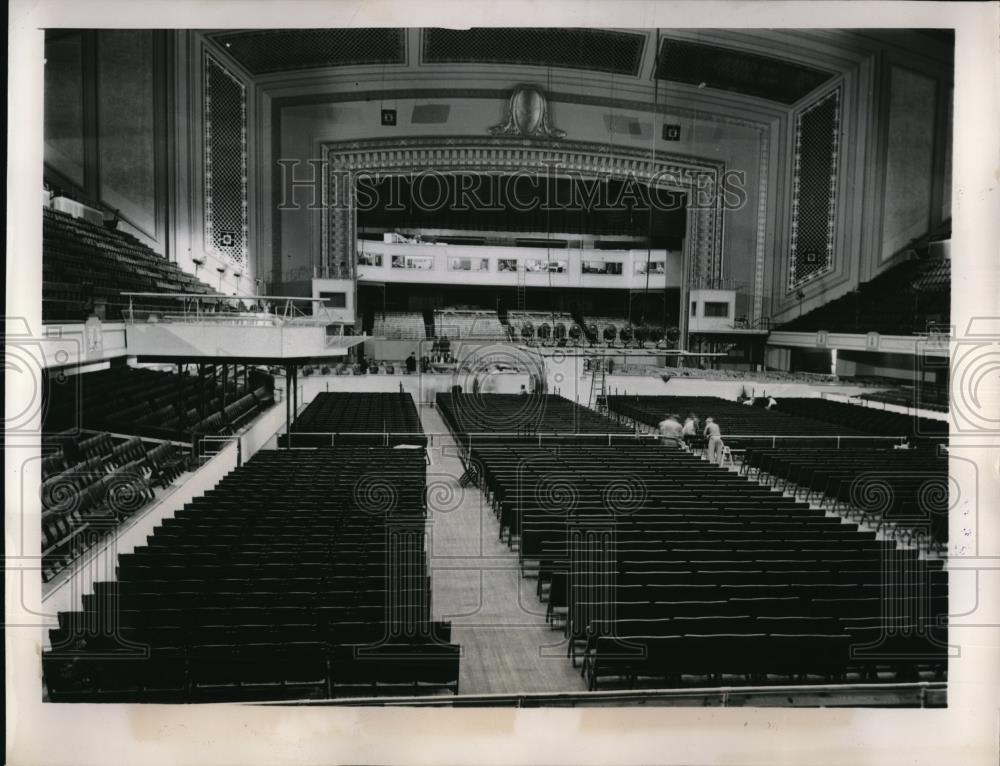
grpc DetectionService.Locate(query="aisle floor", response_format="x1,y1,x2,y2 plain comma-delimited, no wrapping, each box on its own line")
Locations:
421,406,587,695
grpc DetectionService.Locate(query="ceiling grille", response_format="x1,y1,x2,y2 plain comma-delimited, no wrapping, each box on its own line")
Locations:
208,29,405,74
656,37,834,104
423,28,645,76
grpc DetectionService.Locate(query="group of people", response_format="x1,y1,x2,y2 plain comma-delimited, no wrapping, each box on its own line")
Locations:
658,412,726,464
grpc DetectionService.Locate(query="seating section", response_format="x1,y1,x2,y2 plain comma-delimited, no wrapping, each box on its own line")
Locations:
437,393,634,447
40,431,190,582
468,442,947,691
43,208,216,323
858,382,949,413
776,398,948,442
434,309,506,339
373,312,430,340
43,447,460,702
606,395,889,450
281,392,425,447
44,366,274,443
741,447,949,550
780,255,950,335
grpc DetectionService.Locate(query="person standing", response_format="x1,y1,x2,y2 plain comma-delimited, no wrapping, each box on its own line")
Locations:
658,413,683,449
704,417,724,464
405,352,417,375
682,412,698,449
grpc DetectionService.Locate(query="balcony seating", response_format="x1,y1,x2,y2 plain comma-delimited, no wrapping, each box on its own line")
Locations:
434,309,507,339
467,441,946,691
373,312,430,340
44,366,274,443
40,431,191,582
280,392,425,448
779,255,950,336
43,448,460,702
43,208,217,323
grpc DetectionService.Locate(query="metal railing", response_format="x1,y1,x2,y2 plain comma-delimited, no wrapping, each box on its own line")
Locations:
259,680,946,708
121,292,346,327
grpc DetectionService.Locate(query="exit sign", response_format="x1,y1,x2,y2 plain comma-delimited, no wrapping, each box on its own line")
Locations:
662,124,681,141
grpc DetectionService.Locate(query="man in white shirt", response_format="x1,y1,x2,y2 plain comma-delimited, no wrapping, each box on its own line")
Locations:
658,414,683,449
681,413,698,449
704,417,724,464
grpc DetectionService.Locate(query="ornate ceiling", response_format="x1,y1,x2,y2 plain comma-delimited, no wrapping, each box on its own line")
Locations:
205,28,951,107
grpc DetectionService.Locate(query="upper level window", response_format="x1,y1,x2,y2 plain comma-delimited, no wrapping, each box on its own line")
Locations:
582,261,623,275
449,257,490,272
391,255,434,270
704,301,730,318
319,292,346,308
526,259,567,273
498,259,518,272
358,252,383,267
635,260,666,275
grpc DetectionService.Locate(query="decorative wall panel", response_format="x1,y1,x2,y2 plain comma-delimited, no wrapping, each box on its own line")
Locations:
204,53,249,266
881,67,936,262
97,30,156,236
44,33,87,187
788,88,841,290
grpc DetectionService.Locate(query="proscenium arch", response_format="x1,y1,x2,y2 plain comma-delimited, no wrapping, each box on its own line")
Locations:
320,136,727,342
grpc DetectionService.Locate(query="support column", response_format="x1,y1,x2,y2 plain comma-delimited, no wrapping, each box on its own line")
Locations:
197,363,205,421
176,363,186,430
284,364,292,449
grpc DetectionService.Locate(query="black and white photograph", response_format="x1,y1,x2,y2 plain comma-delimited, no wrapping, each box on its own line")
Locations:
6,2,1000,765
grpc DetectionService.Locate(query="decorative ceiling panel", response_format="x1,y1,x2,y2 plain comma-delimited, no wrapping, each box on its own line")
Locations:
208,29,405,74
655,37,835,104
422,28,646,76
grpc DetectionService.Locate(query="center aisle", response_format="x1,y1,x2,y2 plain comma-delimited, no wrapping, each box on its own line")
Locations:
420,405,587,695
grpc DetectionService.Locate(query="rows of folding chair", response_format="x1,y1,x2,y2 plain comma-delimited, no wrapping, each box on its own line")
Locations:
43,447,460,702
465,437,947,691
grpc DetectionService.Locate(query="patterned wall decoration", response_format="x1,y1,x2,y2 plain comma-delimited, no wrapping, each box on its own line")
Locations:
788,88,841,290
204,53,249,266
319,137,726,289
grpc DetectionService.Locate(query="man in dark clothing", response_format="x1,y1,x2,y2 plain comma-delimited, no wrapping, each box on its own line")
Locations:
405,352,417,374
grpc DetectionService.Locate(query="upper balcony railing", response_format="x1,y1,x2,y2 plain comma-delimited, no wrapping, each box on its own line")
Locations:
121,292,343,327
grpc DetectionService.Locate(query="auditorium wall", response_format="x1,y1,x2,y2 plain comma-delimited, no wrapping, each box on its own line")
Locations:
764,36,952,324
169,33,259,296
42,31,261,295
266,79,779,319
43,30,168,253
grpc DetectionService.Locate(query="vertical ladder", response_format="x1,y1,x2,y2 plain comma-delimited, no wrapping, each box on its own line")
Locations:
516,265,527,311
588,358,608,412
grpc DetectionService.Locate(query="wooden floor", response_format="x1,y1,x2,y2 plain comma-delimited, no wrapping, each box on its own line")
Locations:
421,406,587,695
